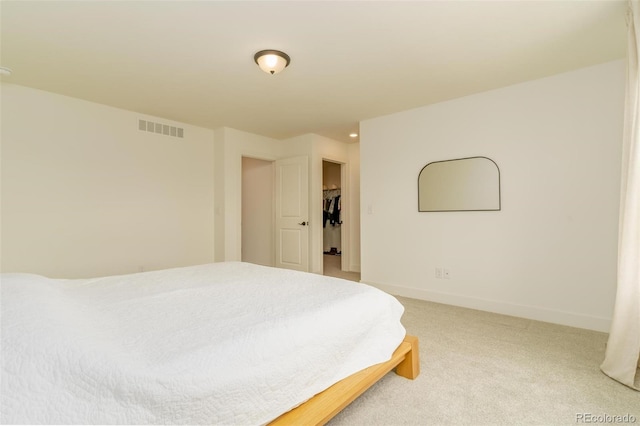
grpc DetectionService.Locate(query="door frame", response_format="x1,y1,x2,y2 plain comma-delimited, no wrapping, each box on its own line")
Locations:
318,158,349,275
241,156,275,267
237,152,278,266
237,151,351,276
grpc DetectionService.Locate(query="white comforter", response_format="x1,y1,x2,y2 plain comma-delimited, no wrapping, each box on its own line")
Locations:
1,262,405,425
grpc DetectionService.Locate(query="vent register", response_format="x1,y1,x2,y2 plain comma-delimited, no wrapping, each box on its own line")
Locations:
138,119,184,138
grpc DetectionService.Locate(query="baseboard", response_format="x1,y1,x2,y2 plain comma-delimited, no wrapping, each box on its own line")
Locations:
349,263,361,273
363,280,612,333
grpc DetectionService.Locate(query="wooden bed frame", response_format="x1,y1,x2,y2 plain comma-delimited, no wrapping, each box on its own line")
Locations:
270,334,420,425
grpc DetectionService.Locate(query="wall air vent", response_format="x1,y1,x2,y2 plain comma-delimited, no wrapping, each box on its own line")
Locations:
138,119,184,138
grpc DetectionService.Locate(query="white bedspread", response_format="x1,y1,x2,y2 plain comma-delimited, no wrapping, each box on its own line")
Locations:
1,262,405,425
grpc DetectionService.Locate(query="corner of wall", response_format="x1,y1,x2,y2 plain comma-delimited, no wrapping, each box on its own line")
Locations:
213,128,227,262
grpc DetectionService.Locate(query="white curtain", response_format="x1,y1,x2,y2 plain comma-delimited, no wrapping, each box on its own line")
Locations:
600,0,640,391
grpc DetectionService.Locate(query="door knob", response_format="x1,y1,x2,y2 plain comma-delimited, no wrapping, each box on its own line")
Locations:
298,221,308,226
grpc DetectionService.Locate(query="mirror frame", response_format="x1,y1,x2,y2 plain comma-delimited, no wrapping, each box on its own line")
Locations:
418,156,501,212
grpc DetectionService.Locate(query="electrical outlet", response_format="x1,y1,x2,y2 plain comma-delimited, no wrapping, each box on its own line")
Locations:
435,267,442,279
443,268,450,279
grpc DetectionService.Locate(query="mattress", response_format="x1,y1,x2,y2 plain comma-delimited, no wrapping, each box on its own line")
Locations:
1,261,405,425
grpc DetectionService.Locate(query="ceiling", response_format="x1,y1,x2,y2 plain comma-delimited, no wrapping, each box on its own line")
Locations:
0,1,627,143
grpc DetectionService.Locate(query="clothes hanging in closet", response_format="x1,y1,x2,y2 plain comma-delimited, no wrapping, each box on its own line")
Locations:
323,189,341,228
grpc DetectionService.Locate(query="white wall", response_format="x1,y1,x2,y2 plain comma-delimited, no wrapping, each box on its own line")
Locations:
0,86,360,279
1,83,215,278
348,143,361,272
360,60,625,332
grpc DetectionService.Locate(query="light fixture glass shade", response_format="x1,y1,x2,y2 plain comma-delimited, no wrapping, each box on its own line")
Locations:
254,50,290,75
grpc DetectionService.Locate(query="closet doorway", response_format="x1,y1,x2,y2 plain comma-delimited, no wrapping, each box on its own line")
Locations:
323,160,348,279
241,157,274,267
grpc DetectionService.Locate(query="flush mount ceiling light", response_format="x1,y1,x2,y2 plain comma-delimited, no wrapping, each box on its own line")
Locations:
254,50,290,75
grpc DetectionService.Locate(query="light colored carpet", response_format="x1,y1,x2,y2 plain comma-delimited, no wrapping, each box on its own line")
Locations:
323,254,361,282
328,296,640,425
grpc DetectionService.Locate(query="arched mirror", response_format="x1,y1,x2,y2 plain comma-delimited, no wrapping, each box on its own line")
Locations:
418,156,500,212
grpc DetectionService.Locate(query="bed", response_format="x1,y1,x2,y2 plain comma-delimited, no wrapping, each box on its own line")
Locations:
0,261,419,424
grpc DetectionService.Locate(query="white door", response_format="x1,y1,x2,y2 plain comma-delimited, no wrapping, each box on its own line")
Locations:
275,156,309,272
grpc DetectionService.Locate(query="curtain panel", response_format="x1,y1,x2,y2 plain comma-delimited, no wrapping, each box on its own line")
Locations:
600,0,640,391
